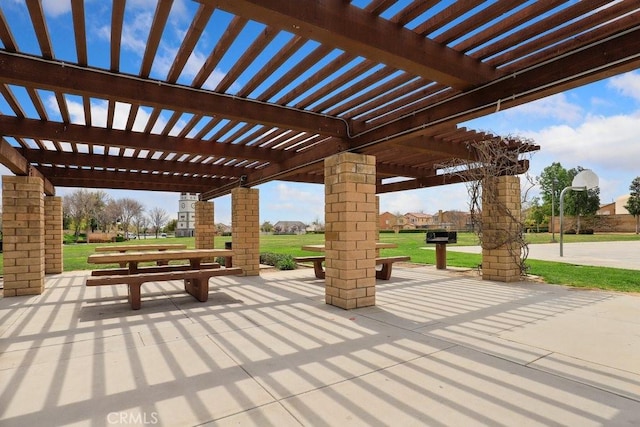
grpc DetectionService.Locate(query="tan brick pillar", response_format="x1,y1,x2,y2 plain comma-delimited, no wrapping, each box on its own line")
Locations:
2,176,45,296
324,153,377,309
482,175,522,282
194,201,215,249
375,196,381,256
231,187,259,276
44,196,63,274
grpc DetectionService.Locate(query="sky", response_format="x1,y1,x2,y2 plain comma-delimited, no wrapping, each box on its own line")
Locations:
1,0,639,225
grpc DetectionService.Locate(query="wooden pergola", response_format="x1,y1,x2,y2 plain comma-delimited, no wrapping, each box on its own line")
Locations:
1,0,639,304
2,1,637,197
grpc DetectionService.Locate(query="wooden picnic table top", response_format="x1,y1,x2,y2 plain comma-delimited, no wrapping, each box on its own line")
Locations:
301,242,398,252
94,243,187,252
87,248,233,265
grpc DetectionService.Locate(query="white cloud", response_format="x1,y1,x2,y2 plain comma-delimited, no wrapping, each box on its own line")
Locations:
524,112,640,172
261,183,324,223
42,0,71,18
504,93,584,123
121,12,153,53
608,71,640,101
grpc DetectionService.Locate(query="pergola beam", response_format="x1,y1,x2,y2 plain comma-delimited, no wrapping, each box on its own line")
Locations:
227,25,638,191
0,138,55,195
0,116,281,162
19,149,253,178
39,166,229,193
207,0,498,89
0,52,348,138
353,26,640,148
377,160,530,193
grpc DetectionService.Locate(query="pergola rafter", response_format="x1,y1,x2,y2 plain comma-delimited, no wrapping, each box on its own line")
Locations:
0,1,637,199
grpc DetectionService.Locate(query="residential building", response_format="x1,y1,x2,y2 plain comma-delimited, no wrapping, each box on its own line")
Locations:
404,212,432,228
379,212,406,230
273,221,307,234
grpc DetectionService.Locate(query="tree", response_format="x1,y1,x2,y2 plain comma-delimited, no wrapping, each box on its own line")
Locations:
538,162,571,218
118,198,144,239
261,221,273,233
63,189,103,241
525,197,546,232
538,163,600,233
625,176,640,234
103,199,123,233
148,207,170,238
133,213,148,238
566,167,600,233
165,219,177,233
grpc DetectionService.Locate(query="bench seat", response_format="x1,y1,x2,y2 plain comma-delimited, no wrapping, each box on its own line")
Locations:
293,256,326,279
294,255,411,280
86,267,242,310
90,262,221,276
375,256,411,280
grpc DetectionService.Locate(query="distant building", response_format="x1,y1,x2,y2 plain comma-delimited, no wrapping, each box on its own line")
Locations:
404,212,432,228
216,223,232,235
274,221,307,234
596,202,616,215
175,193,198,237
616,194,631,215
379,212,406,230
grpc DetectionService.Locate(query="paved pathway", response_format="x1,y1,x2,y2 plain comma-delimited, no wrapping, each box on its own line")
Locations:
441,240,640,271
1,268,639,426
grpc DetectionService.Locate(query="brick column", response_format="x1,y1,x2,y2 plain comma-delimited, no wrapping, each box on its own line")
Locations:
2,176,45,296
194,201,215,249
44,196,63,274
376,196,380,255
324,153,377,309
481,175,522,282
231,187,260,276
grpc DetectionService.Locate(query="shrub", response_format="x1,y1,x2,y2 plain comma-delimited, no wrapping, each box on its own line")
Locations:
259,252,280,266
579,229,594,235
260,252,297,270
276,256,297,270
565,229,576,235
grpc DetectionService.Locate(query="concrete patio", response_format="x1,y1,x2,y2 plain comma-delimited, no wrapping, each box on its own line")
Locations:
1,266,639,426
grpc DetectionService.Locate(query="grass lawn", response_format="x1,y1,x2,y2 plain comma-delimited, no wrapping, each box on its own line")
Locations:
4,232,639,293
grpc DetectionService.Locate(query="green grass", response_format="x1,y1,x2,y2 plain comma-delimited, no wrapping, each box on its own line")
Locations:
4,232,639,293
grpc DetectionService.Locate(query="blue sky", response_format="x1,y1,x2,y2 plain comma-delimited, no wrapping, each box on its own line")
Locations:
2,1,639,225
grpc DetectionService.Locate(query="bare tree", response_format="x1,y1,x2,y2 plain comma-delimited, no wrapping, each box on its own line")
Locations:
63,189,103,241
103,199,123,233
119,198,144,239
87,190,109,232
148,207,169,238
133,213,148,239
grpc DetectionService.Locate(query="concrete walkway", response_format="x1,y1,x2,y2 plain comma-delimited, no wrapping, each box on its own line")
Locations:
1,267,639,426
438,240,640,271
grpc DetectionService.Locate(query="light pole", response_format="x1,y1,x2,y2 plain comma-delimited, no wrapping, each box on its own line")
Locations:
559,186,585,257
551,179,558,243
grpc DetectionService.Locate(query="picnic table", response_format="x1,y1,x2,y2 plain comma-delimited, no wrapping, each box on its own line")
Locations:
94,243,188,253
296,243,409,280
300,242,398,252
94,243,188,267
86,249,241,309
